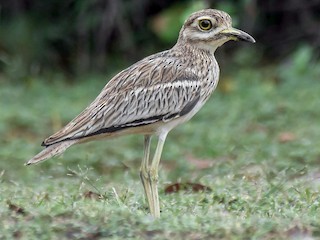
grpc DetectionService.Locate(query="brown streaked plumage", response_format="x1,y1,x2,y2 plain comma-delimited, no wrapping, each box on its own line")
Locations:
27,9,255,218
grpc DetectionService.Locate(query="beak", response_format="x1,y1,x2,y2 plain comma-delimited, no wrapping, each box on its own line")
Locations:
220,27,255,43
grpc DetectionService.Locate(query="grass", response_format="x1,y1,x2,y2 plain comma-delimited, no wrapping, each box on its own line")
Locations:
0,61,320,239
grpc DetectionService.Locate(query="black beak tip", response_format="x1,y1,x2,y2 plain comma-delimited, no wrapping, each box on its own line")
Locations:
240,35,256,43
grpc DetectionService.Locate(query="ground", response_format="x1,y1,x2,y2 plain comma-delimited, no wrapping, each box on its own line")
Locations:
0,62,320,239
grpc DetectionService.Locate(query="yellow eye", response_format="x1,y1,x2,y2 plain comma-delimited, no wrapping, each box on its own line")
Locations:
198,19,213,31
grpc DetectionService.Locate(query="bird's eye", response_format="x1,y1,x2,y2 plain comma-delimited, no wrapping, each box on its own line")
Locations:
198,19,213,31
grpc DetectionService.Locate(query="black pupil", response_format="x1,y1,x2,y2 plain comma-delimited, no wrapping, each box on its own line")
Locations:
201,20,211,29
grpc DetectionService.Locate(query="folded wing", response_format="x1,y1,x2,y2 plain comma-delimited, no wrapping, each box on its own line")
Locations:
43,52,202,146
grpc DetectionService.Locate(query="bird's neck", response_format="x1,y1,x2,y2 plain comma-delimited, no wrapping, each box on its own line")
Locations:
175,37,221,55
173,41,216,60
172,41,220,89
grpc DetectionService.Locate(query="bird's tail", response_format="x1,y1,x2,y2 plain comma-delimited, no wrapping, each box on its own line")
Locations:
25,140,78,165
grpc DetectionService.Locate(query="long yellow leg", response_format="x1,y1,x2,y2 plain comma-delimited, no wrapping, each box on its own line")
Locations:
140,135,153,215
149,132,167,218
140,132,168,218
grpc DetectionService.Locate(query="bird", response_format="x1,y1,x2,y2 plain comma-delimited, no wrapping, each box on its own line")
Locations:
26,9,255,218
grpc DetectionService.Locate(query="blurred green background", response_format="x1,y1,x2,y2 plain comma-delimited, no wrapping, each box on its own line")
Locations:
1,0,320,239
1,0,319,80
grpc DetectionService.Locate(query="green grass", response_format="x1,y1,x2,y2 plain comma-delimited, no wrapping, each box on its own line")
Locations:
1,63,320,239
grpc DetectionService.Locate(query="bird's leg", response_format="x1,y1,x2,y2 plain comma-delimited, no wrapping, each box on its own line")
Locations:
140,133,167,218
148,132,168,218
139,135,154,215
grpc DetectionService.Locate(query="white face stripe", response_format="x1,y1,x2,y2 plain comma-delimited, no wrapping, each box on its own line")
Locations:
179,10,234,53
184,15,226,40
197,15,214,20
182,16,229,52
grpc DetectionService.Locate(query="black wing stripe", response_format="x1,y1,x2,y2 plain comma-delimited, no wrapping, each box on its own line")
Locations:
42,94,200,146
69,113,172,141
72,92,200,141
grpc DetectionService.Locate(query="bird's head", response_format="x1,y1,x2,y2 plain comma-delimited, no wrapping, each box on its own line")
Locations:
178,9,255,52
